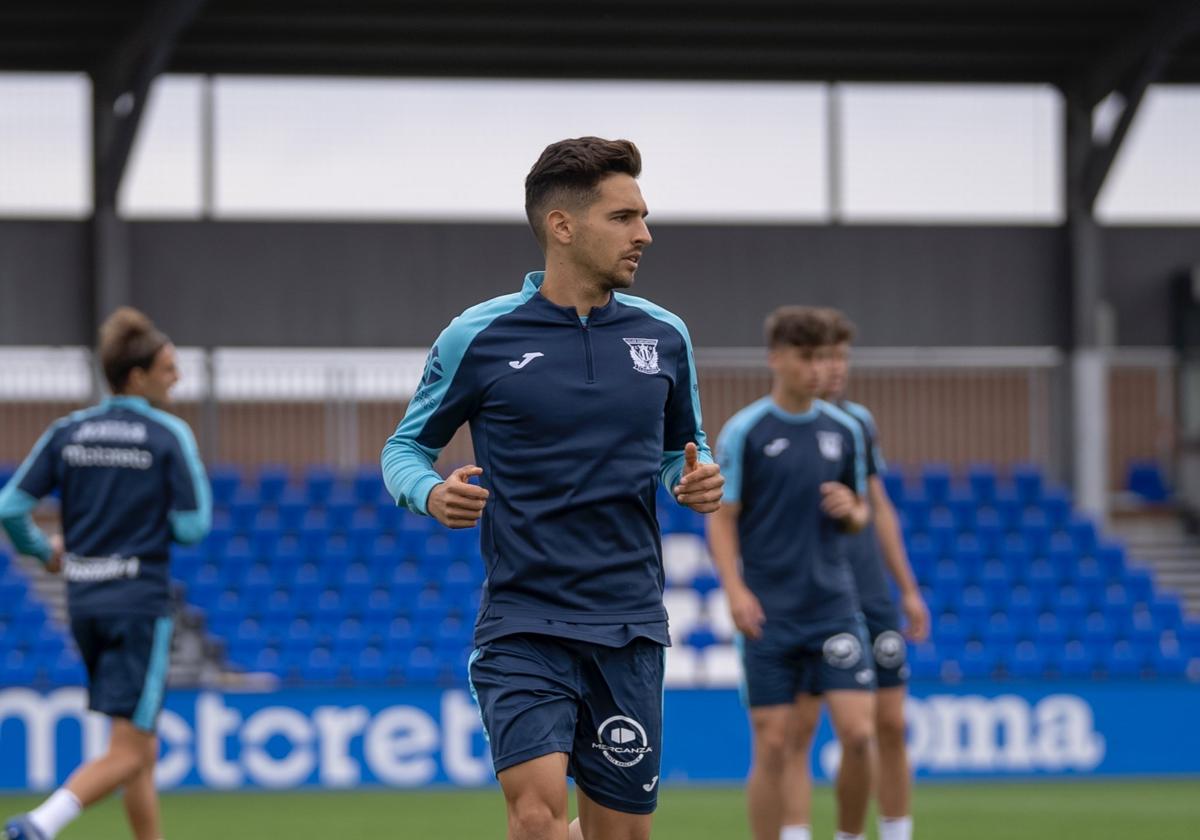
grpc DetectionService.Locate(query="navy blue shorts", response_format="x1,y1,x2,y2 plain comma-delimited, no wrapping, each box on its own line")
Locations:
468,634,664,815
863,613,910,690
70,614,173,731
738,615,876,707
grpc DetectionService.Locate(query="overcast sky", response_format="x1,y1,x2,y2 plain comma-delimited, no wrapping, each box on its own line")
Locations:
0,74,1197,223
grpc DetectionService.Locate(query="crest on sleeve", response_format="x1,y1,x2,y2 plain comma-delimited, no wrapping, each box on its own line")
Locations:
816,430,843,461
421,345,444,386
623,338,660,375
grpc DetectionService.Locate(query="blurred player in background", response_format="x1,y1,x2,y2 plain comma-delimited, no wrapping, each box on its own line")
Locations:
707,307,874,840
381,137,723,840
1,308,211,840
775,308,929,840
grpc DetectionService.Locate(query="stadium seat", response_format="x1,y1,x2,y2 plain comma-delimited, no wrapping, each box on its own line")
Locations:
1006,641,1048,679
1068,518,1099,557
1124,568,1154,605
662,535,705,588
664,646,699,688
353,466,386,506
921,465,952,506
967,465,997,505
882,472,905,505
1012,464,1043,505
1103,642,1144,679
958,642,998,680
686,627,718,651
664,589,703,640
208,466,242,507
257,466,290,506
304,467,336,506
1151,594,1184,631
1057,641,1096,679
948,490,977,533
992,487,1023,532
910,643,941,680
700,645,741,688
1126,460,1169,503
705,590,736,642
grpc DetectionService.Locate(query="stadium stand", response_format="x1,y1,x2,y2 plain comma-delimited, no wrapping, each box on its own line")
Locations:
1,462,1198,689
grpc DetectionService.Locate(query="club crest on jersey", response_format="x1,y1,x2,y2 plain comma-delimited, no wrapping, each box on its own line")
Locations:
816,431,843,461
623,338,660,374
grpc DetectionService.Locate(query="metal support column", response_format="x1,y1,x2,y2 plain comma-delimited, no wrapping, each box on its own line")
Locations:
88,0,207,337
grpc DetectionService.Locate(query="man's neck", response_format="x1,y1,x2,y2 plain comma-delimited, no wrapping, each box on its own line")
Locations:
540,258,611,316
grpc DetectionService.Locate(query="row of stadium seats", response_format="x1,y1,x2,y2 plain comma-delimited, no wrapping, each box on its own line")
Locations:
1,462,1198,687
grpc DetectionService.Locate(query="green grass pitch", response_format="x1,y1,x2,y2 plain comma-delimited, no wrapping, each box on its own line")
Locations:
3,780,1197,839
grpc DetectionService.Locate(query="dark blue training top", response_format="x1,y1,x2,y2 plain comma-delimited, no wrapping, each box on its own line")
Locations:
837,399,901,626
0,396,212,617
717,397,866,624
381,271,713,647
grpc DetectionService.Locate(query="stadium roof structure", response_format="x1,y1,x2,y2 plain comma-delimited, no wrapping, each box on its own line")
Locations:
3,0,1200,87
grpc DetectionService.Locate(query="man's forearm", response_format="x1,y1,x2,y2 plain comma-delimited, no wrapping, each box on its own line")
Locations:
705,509,745,591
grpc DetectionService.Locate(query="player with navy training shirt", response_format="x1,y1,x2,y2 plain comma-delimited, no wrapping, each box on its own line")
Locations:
707,307,875,840
381,137,723,840
2,308,211,840
776,308,928,840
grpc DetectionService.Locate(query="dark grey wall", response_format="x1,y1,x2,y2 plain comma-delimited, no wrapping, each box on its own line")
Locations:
2,220,1195,347
0,221,89,345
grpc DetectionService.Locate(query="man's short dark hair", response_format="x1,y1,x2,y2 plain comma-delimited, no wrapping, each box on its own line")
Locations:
764,306,834,350
98,307,168,393
524,137,642,248
824,308,857,344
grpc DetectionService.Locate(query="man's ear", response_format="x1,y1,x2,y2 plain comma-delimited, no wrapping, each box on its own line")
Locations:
547,208,573,246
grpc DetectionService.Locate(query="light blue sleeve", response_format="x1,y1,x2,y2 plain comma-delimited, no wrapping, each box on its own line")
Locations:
844,400,886,474
126,404,213,545
0,424,60,564
714,399,770,504
382,294,524,515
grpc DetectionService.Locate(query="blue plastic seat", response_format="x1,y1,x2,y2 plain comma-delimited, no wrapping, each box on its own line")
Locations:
993,488,1023,532
957,587,989,632
257,466,290,506
1054,586,1088,629
228,490,261,536
983,613,1018,649
352,648,391,683
353,467,386,506
932,562,963,606
326,492,358,535
958,643,998,680
277,490,309,534
1124,568,1154,605
967,465,998,506
1177,622,1200,657
304,648,341,683
927,510,956,559
953,539,985,584
1068,518,1099,557
921,465,952,506
1058,641,1095,678
299,514,332,562
1126,460,1169,503
999,538,1032,583
882,472,905,505
1096,542,1127,580
1150,645,1188,677
948,491,976,533
1019,512,1051,559
48,652,86,687
404,646,441,685
304,468,336,506
980,562,1012,608
910,643,941,680
973,509,1004,558
1033,614,1066,650
348,514,382,561
208,466,242,507
1012,465,1043,505
1047,535,1079,582
906,538,935,585
902,495,930,535
1006,641,1047,679
1040,487,1072,531
933,613,966,654
1150,594,1184,631
1103,642,1144,679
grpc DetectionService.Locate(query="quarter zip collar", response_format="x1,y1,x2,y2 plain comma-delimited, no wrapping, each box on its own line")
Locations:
523,270,619,324
103,395,151,410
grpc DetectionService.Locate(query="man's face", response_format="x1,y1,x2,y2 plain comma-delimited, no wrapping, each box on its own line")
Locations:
127,343,180,406
570,173,652,291
769,343,835,402
823,341,851,400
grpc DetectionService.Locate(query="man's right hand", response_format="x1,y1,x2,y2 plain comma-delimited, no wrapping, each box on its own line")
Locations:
44,534,64,575
427,465,490,529
728,584,766,640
